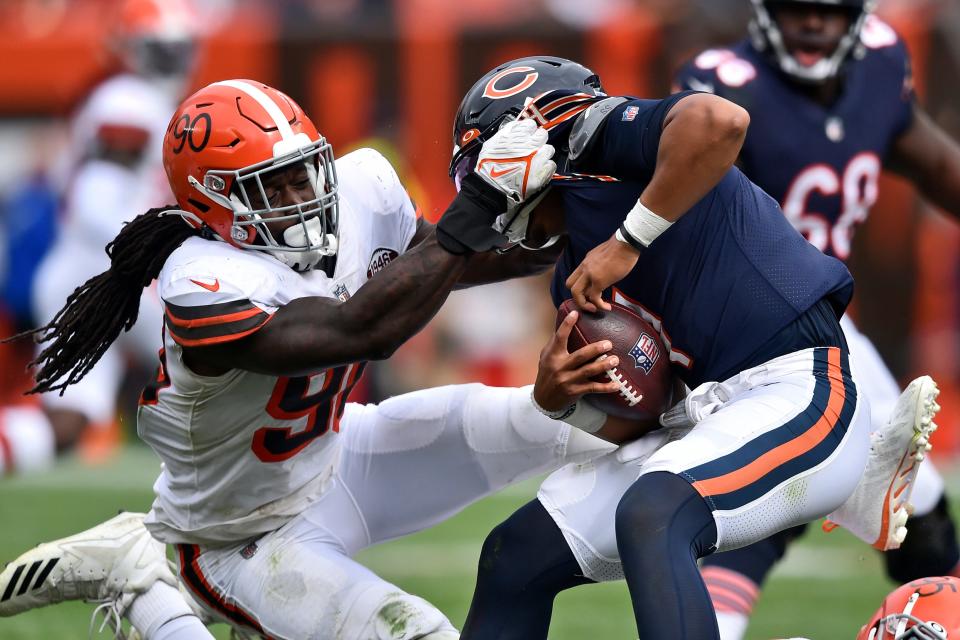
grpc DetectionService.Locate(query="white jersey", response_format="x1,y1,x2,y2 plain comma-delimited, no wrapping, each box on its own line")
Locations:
141,148,418,546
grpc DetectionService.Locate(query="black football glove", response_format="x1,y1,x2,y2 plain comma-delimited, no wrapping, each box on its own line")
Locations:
436,173,511,255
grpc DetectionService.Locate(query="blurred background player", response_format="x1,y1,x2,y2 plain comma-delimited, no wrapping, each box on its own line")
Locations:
0,0,202,476
674,1,960,638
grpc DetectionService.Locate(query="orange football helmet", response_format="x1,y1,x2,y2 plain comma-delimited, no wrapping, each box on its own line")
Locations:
162,79,339,271
112,0,199,81
858,576,960,639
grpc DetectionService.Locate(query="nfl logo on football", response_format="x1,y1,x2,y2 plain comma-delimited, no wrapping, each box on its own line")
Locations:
629,332,660,374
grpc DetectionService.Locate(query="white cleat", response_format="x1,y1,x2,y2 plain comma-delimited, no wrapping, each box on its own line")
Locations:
0,511,175,634
827,376,940,551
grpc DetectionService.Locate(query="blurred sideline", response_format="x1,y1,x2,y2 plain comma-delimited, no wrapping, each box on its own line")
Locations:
0,0,958,468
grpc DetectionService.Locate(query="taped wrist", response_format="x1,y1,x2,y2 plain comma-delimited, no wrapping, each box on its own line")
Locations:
617,199,673,249
436,173,510,254
530,391,607,433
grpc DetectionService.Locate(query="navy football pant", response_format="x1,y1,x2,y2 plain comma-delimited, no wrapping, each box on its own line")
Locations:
615,471,720,640
460,500,592,639
461,472,720,640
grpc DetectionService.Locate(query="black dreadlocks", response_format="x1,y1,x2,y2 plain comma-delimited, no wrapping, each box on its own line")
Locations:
9,206,200,395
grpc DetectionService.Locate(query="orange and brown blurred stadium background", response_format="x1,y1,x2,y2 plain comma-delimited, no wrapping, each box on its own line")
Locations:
0,0,958,456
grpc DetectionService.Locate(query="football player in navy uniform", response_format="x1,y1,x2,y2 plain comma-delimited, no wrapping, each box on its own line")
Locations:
447,56,935,640
675,2,960,637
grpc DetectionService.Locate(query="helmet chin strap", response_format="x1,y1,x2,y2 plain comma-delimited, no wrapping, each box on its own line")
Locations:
495,186,556,251
270,216,337,272
260,159,337,272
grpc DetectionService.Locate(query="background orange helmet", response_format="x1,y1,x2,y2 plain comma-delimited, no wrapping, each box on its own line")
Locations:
162,79,339,271
112,0,200,81
858,576,960,639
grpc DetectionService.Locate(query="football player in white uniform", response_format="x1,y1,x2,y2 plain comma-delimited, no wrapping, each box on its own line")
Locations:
0,0,200,476
0,80,617,640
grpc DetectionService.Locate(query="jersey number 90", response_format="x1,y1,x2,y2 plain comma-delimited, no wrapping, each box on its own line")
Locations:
251,363,364,463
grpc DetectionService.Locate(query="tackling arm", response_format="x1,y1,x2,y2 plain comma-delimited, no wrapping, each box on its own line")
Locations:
183,120,559,376
183,230,468,377
407,216,562,287
887,106,960,219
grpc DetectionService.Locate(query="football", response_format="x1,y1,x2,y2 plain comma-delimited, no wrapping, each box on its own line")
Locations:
558,299,673,425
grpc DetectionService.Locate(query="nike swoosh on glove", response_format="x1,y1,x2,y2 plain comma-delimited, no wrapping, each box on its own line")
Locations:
475,119,556,204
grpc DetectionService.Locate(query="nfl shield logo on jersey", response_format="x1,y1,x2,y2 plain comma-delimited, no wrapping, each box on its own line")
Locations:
333,283,351,302
628,333,660,374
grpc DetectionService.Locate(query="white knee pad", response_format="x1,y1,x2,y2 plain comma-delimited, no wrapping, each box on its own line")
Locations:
356,385,466,455
346,584,458,640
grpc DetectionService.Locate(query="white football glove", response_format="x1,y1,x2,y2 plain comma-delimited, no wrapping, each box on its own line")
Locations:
475,119,556,204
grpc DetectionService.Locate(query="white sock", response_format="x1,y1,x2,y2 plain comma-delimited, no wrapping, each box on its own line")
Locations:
151,615,214,640
127,582,210,640
702,566,757,640
0,406,55,475
715,611,749,640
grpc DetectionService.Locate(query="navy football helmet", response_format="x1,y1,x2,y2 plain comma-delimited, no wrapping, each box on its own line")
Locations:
749,0,876,83
449,56,604,189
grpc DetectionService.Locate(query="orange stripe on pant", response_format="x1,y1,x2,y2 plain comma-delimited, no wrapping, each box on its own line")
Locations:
692,347,846,497
177,544,272,639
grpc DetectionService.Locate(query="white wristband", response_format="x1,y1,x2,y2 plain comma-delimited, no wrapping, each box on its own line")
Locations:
531,391,607,433
620,199,673,248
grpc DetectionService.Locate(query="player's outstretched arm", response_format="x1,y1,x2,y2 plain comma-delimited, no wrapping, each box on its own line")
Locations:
887,106,960,219
406,213,565,288
566,93,749,311
183,230,464,377
183,122,558,377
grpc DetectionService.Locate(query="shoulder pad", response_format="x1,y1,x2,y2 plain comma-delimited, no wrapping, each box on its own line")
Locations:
568,97,629,162
160,239,283,312
860,15,900,50
336,147,405,215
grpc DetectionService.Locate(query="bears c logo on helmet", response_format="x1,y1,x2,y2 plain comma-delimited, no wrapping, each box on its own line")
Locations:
482,66,540,100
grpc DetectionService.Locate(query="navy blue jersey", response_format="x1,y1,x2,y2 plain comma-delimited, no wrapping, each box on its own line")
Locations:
549,95,854,388
674,16,915,261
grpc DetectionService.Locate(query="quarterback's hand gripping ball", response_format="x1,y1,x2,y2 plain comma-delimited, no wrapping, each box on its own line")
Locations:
475,119,556,204
558,299,673,429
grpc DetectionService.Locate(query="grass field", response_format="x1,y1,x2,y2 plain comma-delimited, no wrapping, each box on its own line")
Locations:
0,446,942,640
